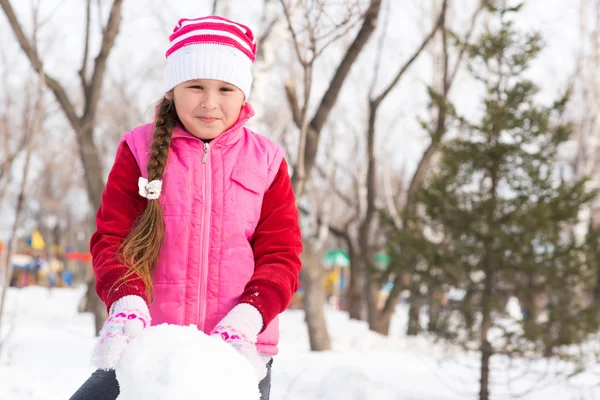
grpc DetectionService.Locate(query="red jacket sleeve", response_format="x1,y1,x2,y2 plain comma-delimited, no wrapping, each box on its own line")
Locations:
90,141,148,311
239,158,303,330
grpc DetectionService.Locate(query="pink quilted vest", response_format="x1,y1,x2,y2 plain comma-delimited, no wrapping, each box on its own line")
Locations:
120,104,284,355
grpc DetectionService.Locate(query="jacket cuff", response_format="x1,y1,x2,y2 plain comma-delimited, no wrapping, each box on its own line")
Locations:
99,269,148,314
239,281,287,333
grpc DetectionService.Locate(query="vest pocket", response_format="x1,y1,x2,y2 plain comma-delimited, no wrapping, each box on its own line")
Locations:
228,165,266,227
230,165,266,194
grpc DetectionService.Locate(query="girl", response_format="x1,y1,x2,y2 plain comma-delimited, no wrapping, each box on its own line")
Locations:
69,15,302,400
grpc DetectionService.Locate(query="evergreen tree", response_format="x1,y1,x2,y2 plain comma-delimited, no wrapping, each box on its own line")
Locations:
384,1,600,399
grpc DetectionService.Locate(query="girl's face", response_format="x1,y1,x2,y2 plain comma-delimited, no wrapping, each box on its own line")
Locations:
166,79,246,140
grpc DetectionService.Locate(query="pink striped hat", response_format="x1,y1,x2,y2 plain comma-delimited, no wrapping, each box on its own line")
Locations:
164,16,257,99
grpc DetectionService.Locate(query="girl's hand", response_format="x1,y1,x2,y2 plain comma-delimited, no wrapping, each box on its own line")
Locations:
210,303,266,380
91,295,150,370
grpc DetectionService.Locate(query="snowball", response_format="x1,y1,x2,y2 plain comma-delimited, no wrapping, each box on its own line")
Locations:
115,324,260,400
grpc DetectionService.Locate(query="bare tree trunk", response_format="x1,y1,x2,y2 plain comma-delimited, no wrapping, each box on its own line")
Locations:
251,0,284,128
281,0,382,350
328,222,364,319
372,273,404,335
0,74,44,355
370,306,393,335
0,0,124,335
0,146,33,354
362,102,380,328
89,277,106,334
300,238,331,351
366,279,379,328
428,288,442,331
593,221,600,301
288,0,383,195
407,293,422,336
479,272,494,400
362,0,448,333
346,252,364,320
404,0,484,336
478,152,499,400
479,329,492,400
577,0,600,301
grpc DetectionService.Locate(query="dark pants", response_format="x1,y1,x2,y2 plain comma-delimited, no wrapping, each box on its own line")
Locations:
70,359,273,399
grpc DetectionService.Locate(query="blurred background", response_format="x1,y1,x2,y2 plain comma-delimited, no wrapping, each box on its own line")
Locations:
2,0,600,399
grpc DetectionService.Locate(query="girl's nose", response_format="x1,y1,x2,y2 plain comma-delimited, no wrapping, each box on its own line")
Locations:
200,92,217,109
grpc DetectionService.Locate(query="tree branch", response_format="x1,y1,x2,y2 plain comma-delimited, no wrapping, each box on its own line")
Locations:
0,136,27,184
405,1,483,212
83,0,123,125
0,0,79,128
372,0,448,106
314,14,365,59
368,0,389,99
310,0,382,133
284,80,303,127
447,1,484,92
280,0,306,66
256,18,277,60
299,204,353,244
315,164,357,208
79,0,91,94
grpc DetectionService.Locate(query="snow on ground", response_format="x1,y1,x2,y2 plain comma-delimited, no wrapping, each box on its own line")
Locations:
1,286,600,399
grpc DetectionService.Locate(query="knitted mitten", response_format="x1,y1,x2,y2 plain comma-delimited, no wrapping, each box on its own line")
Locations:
210,303,266,380
91,295,150,370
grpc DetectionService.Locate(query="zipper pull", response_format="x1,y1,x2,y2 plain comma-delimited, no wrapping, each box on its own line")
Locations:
202,142,209,164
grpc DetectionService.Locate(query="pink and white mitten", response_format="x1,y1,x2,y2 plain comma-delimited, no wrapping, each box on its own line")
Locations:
91,295,150,370
210,303,267,380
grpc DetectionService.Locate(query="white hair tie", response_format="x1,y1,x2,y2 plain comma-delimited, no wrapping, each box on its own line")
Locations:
138,177,162,200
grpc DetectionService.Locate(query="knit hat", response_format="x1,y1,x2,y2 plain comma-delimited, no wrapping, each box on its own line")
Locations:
164,16,257,99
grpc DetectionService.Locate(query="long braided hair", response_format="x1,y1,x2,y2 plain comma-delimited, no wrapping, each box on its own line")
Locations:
118,96,178,302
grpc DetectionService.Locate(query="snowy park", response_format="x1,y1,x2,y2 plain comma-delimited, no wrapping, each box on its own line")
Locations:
3,0,600,399
1,286,600,399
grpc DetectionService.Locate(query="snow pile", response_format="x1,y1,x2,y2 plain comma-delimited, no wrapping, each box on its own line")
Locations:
115,324,260,400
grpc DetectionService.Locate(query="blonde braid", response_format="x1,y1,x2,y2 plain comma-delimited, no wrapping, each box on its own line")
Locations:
116,97,178,302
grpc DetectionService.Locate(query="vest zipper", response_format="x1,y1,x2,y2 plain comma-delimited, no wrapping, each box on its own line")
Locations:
198,141,211,330
202,142,209,163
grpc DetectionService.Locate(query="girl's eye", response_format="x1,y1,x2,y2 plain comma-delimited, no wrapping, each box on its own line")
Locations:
219,87,233,92
189,85,203,89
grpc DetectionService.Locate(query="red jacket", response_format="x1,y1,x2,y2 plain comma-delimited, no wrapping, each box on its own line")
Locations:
91,141,302,327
